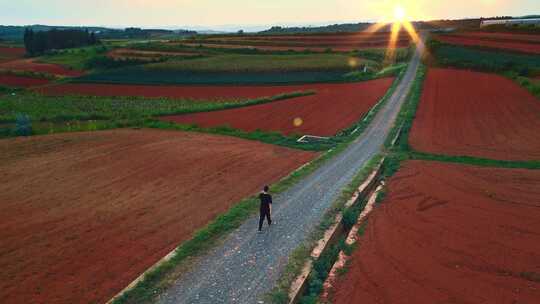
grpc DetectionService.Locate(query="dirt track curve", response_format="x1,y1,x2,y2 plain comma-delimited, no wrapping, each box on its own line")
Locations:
155,41,424,304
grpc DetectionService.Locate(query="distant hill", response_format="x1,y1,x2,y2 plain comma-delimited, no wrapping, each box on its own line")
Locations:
0,25,110,41
0,25,197,41
259,23,375,34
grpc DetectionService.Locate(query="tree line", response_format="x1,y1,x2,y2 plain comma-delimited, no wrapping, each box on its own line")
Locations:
23,28,99,56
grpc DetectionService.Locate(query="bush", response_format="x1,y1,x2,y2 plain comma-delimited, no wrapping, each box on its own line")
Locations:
15,114,32,136
341,207,358,231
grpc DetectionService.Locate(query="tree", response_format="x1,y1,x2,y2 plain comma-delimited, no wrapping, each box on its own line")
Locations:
23,28,99,56
23,28,35,55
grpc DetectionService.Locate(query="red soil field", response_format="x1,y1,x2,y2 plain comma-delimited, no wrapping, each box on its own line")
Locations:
189,32,412,51
160,78,394,136
461,32,540,43
409,68,540,161
0,74,50,88
0,46,25,61
183,40,410,52
211,31,411,42
37,83,322,100
107,48,200,60
0,129,317,304
332,160,540,304
436,34,540,54
0,58,84,77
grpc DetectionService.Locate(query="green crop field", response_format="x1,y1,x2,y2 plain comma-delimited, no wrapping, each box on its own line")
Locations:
38,45,109,70
0,90,311,123
429,40,540,74
72,53,390,85
144,54,378,72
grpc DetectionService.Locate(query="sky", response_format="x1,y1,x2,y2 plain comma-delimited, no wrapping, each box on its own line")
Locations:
1,0,539,30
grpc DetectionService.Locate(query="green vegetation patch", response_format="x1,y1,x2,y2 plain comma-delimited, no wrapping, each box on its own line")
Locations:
73,53,384,85
144,53,378,73
38,45,109,70
428,39,540,74
0,90,312,123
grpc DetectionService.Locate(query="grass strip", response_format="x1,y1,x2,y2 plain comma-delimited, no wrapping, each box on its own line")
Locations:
266,59,411,304
266,155,383,304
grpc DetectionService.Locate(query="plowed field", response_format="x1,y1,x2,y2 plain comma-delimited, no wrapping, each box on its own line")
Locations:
107,48,200,61
182,31,411,52
0,74,50,88
160,78,394,136
332,160,540,304
0,46,25,63
37,83,317,100
436,33,540,54
0,129,316,304
0,58,84,77
409,68,540,161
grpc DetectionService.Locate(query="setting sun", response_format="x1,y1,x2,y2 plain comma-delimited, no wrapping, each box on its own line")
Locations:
394,5,406,22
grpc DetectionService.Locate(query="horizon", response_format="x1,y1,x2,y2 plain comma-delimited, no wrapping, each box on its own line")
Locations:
1,0,539,31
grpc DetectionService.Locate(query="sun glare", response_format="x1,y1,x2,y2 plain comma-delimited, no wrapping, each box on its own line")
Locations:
394,5,406,22
360,1,425,64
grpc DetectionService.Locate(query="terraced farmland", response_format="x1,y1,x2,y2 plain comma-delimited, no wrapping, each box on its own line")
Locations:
409,68,540,161
160,78,394,136
331,160,540,304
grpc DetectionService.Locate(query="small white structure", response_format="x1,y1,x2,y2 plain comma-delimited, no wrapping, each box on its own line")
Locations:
480,18,540,27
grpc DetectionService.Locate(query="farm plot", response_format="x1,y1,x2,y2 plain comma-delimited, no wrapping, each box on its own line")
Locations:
0,46,25,63
0,129,317,304
38,83,315,100
184,32,411,52
0,74,50,88
435,32,540,54
331,160,540,304
0,58,84,77
160,78,393,136
107,48,201,61
75,53,378,85
409,68,540,161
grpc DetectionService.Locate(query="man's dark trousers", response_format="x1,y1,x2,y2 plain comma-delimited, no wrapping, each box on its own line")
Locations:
259,206,272,231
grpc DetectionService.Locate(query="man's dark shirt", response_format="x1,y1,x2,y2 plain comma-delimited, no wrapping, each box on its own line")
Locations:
259,192,272,210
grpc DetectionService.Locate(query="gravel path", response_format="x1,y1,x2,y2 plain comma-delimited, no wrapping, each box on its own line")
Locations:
157,46,422,304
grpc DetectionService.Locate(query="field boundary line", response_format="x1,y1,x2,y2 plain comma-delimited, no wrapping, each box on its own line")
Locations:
287,159,384,304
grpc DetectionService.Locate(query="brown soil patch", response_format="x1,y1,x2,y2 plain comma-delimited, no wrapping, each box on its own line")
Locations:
107,48,200,60
436,34,540,54
0,74,50,88
332,160,540,304
0,58,84,77
0,129,317,304
160,78,394,136
410,68,540,161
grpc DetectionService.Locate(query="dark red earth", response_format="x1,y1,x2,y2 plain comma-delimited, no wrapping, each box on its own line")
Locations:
332,160,540,304
160,78,394,136
0,58,84,77
0,46,26,64
436,32,540,54
409,68,540,161
0,74,50,88
0,129,317,304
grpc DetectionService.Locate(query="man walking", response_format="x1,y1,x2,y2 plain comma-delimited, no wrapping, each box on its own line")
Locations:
258,185,272,232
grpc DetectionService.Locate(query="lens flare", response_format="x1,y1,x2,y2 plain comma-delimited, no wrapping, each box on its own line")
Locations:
394,6,406,22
